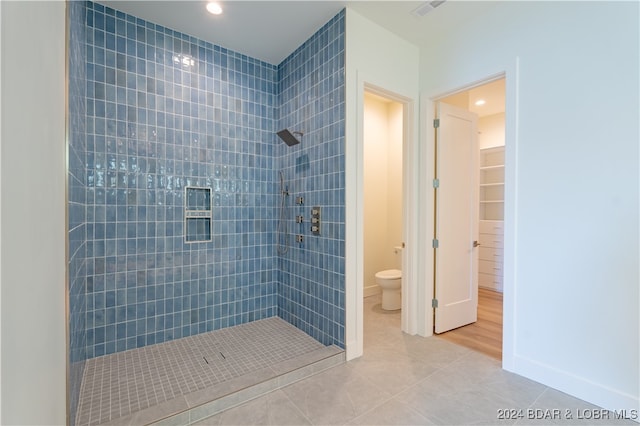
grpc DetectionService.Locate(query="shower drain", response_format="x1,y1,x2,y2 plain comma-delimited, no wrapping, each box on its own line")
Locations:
202,352,227,365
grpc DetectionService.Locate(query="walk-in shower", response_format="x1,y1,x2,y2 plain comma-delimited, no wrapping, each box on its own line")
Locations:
67,1,346,424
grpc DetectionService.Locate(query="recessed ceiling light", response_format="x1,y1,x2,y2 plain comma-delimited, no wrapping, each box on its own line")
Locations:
475,99,486,106
206,2,223,15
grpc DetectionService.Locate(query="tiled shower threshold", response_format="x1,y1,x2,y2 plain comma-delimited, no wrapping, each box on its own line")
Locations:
76,317,345,426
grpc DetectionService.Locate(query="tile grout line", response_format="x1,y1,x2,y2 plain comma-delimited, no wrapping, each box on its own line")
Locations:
512,387,550,426
281,388,315,426
341,357,445,426
353,298,464,425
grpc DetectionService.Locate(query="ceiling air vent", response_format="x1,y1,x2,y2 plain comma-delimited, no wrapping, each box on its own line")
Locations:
411,0,447,17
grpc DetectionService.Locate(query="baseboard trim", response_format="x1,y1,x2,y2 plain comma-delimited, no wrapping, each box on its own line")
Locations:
364,285,381,298
511,354,639,417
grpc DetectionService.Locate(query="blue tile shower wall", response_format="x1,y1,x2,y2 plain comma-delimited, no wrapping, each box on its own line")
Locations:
276,11,346,347
68,1,88,423
84,1,279,357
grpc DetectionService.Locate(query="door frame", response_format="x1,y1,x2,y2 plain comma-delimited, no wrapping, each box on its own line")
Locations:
345,72,418,360
418,64,518,371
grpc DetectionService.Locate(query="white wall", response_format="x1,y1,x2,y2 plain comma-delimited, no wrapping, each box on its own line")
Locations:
0,1,68,424
363,95,403,297
387,102,403,258
363,95,389,296
420,1,639,412
479,113,505,149
345,8,420,359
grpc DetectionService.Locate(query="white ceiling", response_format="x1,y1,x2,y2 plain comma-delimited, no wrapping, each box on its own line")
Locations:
441,78,505,117
97,1,498,65
466,79,505,116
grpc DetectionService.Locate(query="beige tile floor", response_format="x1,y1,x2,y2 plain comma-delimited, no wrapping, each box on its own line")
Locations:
196,295,636,425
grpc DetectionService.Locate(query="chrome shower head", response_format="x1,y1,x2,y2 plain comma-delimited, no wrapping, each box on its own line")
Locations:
277,129,303,146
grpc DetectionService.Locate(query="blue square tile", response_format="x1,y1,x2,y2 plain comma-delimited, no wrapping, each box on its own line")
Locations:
73,2,345,372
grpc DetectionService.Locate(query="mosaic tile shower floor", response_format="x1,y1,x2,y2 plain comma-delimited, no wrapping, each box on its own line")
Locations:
76,317,328,425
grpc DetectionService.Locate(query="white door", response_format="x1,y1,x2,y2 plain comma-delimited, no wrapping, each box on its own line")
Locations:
434,102,479,334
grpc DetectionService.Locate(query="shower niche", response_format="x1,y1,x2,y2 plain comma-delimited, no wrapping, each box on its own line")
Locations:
185,186,212,243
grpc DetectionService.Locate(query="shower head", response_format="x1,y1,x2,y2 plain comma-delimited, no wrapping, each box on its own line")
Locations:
277,129,303,146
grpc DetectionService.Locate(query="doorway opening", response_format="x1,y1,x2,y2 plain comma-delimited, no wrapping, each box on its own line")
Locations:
363,91,404,297
355,81,417,358
434,78,505,360
362,90,404,330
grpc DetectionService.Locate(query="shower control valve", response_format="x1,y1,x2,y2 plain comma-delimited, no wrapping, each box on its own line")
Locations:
310,206,321,236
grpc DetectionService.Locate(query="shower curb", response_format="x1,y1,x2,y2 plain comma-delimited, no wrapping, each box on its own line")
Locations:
101,345,345,425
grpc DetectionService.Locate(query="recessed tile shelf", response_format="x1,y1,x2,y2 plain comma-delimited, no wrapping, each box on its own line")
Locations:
185,187,212,243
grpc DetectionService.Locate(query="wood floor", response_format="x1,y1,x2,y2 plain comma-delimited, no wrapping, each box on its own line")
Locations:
437,287,503,360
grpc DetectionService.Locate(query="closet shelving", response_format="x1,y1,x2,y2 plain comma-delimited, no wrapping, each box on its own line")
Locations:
479,147,505,221
479,146,504,292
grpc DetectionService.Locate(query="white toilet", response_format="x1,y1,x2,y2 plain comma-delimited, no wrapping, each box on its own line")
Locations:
375,246,403,311
375,269,402,310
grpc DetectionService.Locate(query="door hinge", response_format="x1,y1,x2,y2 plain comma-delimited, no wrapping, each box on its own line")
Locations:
432,298,439,308
432,178,439,188
433,118,440,128
432,238,439,248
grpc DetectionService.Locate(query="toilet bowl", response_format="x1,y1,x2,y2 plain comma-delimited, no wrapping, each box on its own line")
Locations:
375,269,402,310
